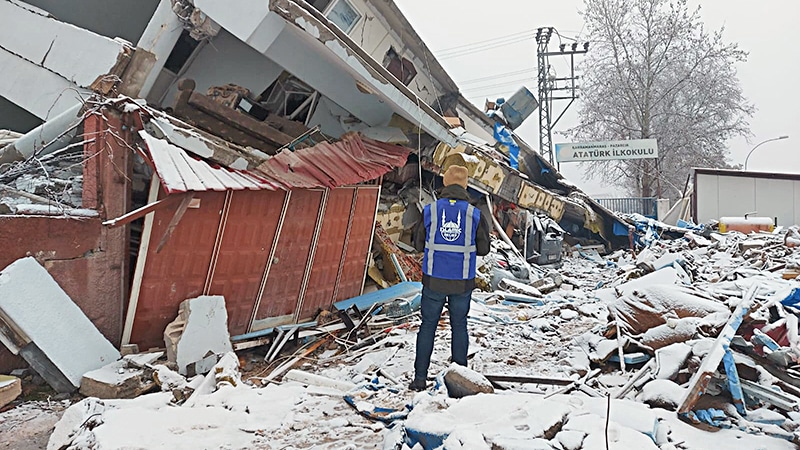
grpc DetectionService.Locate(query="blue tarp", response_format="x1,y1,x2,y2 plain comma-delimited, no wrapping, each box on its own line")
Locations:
780,288,800,309
333,281,422,313
493,122,520,170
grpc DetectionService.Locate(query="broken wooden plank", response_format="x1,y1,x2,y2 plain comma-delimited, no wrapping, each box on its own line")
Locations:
614,359,656,399
739,379,800,412
613,310,627,373
155,193,194,253
102,193,185,228
544,368,601,399
284,369,356,392
261,337,330,385
677,284,757,415
233,336,272,351
484,374,574,386
0,375,21,408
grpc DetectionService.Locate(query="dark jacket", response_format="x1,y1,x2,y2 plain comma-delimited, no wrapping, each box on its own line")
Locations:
413,184,491,294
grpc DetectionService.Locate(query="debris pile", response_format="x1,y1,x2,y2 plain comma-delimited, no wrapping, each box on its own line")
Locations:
4,214,800,449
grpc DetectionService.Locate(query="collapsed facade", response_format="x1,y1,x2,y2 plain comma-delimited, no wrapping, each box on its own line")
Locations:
0,0,628,370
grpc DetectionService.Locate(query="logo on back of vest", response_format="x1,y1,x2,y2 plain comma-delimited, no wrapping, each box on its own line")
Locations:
439,209,462,242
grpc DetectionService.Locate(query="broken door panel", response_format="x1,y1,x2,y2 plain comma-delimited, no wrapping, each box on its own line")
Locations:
206,190,286,335
130,191,225,350
298,187,355,320
253,189,323,326
335,186,379,302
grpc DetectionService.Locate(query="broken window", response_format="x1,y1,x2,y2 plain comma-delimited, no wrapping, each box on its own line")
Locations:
325,0,361,33
383,47,417,86
256,72,319,125
163,30,202,74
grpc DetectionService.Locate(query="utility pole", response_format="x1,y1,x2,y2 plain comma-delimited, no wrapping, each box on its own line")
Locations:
536,27,588,166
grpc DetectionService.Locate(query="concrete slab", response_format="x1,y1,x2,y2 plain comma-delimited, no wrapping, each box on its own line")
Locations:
0,257,120,392
164,296,233,376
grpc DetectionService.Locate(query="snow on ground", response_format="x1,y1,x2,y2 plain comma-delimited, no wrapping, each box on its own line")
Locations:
5,242,800,449
0,400,69,450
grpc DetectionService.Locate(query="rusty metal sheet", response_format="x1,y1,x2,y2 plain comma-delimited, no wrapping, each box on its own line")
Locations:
206,190,286,335
254,189,323,321
254,134,411,189
145,125,410,194
335,186,379,302
130,191,225,350
298,188,355,320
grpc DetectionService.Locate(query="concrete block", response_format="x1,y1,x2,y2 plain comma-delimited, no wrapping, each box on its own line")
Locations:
164,296,233,376
443,364,494,399
0,257,120,392
0,375,21,408
120,344,139,356
79,361,153,399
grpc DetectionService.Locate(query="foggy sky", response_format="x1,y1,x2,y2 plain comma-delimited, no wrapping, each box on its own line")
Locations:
395,0,799,197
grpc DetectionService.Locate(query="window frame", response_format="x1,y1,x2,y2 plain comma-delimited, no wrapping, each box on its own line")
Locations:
323,0,362,34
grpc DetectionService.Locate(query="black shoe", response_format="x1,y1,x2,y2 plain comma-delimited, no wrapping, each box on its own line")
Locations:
409,378,427,391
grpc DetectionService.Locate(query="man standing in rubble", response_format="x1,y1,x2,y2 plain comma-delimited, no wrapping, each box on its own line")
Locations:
409,164,490,391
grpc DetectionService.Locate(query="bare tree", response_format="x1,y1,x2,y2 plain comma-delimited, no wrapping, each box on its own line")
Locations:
568,0,753,199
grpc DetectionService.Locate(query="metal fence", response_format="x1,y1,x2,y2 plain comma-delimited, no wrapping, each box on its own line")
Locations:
594,197,657,218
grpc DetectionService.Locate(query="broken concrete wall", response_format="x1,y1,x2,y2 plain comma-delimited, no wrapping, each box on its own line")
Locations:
0,216,124,373
0,1,136,119
0,257,120,392
24,0,160,45
0,110,131,374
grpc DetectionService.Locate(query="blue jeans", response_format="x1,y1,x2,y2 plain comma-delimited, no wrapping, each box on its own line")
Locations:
413,286,472,381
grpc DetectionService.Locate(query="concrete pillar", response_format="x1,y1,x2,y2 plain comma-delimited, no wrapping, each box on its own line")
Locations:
0,103,82,166
136,0,184,99
656,198,671,222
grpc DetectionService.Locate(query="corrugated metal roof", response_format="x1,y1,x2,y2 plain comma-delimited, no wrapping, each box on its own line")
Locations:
140,131,281,194
141,129,411,194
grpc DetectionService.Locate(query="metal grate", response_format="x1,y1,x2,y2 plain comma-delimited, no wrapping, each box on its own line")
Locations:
595,197,657,218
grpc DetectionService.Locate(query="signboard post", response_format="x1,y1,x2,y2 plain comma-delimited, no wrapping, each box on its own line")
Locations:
555,139,658,163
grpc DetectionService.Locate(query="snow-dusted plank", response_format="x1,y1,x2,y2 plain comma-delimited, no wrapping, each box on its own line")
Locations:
182,155,229,192
208,165,248,190
140,131,187,193
225,169,264,190
0,257,120,391
169,145,210,192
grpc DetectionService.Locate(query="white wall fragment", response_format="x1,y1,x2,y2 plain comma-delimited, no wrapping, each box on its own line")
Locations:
0,257,120,391
163,295,233,376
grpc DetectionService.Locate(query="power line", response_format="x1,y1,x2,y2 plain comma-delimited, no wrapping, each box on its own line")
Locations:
437,35,535,60
461,77,536,94
434,29,534,54
463,89,518,100
457,67,537,85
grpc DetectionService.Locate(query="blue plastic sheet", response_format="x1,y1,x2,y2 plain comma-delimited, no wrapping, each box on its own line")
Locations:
780,288,800,309
333,281,422,313
493,122,520,170
722,347,747,416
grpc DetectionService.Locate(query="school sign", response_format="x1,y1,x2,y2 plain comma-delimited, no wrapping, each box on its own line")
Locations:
555,139,658,163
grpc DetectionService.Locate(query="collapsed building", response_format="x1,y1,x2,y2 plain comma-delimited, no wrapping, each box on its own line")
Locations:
0,0,629,372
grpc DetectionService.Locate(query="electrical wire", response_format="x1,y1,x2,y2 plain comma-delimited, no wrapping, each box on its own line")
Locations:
458,67,537,85
434,29,534,54
461,76,537,94
437,34,535,60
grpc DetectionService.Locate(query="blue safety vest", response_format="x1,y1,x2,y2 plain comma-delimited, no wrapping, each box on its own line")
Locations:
422,198,480,280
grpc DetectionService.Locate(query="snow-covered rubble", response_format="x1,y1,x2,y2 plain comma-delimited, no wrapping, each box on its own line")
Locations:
5,226,800,449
